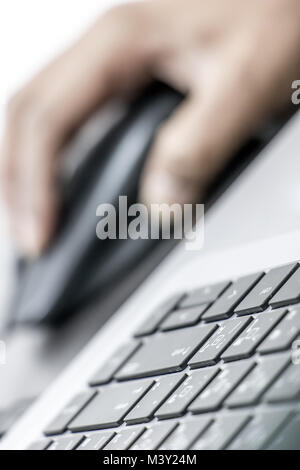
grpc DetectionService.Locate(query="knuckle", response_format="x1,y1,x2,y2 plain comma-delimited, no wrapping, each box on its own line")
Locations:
97,3,153,75
103,3,143,26
100,2,150,46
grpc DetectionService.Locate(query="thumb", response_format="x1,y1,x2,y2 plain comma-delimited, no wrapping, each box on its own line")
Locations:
139,70,269,207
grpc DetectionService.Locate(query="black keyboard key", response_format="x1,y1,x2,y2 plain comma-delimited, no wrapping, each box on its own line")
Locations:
48,434,84,450
116,325,217,380
235,263,297,314
104,427,145,450
189,317,252,368
89,342,141,386
267,413,300,450
258,307,300,353
134,293,184,337
192,414,250,450
156,368,219,419
160,417,212,450
270,267,300,307
228,410,291,450
179,281,230,309
189,361,254,413
159,305,209,331
202,273,263,321
125,373,186,424
27,439,52,450
264,364,300,402
226,354,290,407
76,431,115,450
222,309,287,361
44,390,96,435
130,422,178,450
68,379,153,432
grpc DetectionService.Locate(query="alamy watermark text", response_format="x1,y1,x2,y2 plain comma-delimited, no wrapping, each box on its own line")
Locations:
96,196,204,251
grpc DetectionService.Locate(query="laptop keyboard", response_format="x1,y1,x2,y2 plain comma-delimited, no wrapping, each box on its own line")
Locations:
28,261,300,450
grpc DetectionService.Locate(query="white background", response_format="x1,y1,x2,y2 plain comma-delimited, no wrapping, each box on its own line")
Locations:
0,0,126,317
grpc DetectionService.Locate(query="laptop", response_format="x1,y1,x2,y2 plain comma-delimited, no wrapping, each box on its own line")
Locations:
1,110,300,451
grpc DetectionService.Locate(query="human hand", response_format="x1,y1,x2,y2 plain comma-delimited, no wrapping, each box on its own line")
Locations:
2,0,300,255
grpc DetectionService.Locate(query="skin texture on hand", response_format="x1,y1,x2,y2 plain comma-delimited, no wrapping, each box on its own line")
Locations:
1,0,300,256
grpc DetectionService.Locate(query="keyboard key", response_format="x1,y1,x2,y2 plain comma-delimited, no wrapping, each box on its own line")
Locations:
27,439,52,450
104,427,145,450
189,317,252,368
202,273,263,321
192,414,250,450
159,305,209,331
68,379,153,431
222,309,287,361
116,324,217,380
264,364,300,402
44,390,96,436
226,354,290,407
156,368,219,419
270,267,300,307
130,422,178,450
267,413,300,450
228,410,291,450
89,341,141,386
179,281,230,309
189,361,254,413
48,434,84,450
125,373,186,424
134,293,184,337
258,307,300,353
76,431,115,450
235,263,297,314
160,417,212,450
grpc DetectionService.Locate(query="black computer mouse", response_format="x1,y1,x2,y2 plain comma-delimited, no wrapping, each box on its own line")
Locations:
9,78,286,327
10,82,184,325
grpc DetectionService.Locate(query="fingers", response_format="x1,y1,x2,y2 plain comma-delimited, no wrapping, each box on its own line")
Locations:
13,116,58,255
140,56,270,207
0,3,155,256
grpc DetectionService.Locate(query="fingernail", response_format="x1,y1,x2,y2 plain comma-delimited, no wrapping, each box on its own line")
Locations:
141,171,199,206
